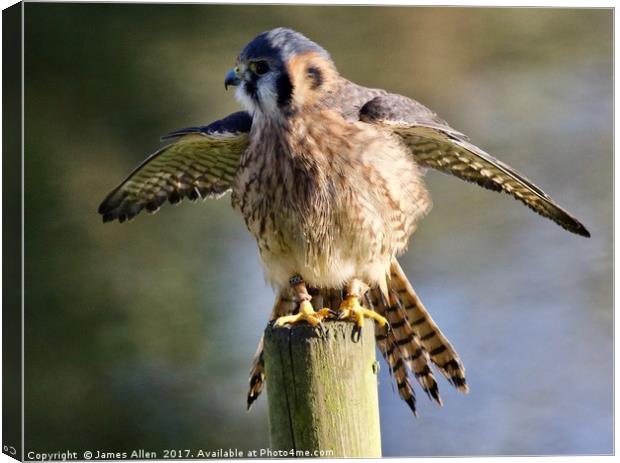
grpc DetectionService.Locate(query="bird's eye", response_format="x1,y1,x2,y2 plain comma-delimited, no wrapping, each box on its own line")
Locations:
251,60,270,75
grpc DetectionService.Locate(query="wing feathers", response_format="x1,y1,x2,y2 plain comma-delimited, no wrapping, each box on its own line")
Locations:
360,95,590,237
161,111,252,140
407,131,591,237
98,112,251,223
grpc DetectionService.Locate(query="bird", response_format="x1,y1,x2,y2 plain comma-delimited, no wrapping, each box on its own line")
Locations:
98,28,590,415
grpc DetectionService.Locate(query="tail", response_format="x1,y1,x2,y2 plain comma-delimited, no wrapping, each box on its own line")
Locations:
246,288,296,410
366,258,467,413
388,259,468,392
366,289,428,415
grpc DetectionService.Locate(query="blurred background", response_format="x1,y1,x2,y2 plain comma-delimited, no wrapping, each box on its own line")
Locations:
23,4,612,457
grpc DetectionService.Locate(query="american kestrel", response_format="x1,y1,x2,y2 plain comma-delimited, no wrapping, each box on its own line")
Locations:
99,28,590,414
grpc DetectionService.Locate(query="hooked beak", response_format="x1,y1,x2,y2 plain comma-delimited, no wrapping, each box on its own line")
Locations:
224,68,241,90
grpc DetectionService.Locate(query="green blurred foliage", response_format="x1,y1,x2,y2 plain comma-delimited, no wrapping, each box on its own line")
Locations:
22,4,611,456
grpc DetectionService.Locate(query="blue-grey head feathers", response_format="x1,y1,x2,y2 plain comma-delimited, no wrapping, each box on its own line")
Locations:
239,28,330,63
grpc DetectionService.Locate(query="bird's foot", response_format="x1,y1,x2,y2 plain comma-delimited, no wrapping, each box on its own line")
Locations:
273,301,335,328
338,295,388,329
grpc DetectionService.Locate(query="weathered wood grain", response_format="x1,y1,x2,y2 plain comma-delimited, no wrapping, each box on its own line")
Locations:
263,321,381,457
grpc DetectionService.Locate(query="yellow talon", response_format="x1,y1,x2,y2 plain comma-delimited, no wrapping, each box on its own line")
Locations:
338,295,388,329
273,301,334,327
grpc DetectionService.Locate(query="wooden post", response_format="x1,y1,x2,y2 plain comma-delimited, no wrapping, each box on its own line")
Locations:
263,321,382,458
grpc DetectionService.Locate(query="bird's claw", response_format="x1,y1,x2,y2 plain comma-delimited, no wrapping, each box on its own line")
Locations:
338,295,388,330
273,301,336,329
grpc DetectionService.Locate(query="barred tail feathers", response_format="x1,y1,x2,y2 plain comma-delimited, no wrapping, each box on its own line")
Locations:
246,288,297,410
374,318,418,414
389,259,468,392
367,288,441,406
367,290,419,414
246,337,265,410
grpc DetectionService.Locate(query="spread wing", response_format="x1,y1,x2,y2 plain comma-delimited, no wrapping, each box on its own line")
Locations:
359,94,590,237
98,111,252,223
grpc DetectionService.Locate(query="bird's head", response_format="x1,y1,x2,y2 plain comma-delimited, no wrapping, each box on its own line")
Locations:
225,28,337,117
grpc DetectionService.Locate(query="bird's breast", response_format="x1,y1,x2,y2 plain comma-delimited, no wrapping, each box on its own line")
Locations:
230,112,430,287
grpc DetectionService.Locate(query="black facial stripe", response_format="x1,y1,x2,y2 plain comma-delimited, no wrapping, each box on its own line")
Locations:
244,80,258,101
276,72,293,107
307,66,323,89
